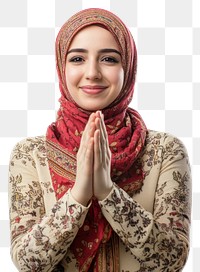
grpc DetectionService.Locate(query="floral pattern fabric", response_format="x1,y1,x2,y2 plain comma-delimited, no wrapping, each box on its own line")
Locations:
8,130,191,272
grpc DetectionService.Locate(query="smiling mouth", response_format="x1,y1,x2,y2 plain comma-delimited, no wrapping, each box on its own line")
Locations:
80,85,108,94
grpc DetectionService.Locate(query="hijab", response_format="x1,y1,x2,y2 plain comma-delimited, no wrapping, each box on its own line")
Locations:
46,8,147,271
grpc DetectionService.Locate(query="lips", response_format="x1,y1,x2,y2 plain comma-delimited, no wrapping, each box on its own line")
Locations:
80,85,108,94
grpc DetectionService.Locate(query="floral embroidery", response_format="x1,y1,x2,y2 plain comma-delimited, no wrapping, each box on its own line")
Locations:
8,131,191,271
99,131,191,271
9,137,89,271
10,136,47,168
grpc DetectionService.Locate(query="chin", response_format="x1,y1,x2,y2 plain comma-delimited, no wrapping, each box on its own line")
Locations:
82,106,103,112
79,103,106,112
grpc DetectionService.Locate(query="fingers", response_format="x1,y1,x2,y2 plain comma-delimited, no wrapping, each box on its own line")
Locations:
98,112,111,161
94,128,101,168
93,112,113,201
81,113,96,142
85,137,94,166
78,113,95,156
100,113,110,155
94,111,111,167
79,110,110,167
75,114,95,204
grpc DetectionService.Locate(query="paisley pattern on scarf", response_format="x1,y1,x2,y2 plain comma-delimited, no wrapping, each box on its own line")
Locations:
46,8,147,271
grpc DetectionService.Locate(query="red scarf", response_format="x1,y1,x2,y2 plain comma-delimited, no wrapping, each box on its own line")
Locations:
46,8,147,271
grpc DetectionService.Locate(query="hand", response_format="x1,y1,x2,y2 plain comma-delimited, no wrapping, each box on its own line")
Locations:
71,113,96,206
93,111,113,200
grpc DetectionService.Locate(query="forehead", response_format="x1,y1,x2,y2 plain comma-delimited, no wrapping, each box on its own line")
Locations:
68,25,120,50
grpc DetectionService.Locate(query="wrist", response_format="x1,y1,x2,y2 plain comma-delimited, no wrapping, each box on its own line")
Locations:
96,183,114,201
71,186,91,207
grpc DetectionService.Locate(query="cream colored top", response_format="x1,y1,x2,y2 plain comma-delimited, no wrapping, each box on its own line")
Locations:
8,130,191,271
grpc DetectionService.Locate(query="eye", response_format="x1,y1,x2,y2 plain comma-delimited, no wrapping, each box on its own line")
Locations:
69,56,84,63
101,56,119,63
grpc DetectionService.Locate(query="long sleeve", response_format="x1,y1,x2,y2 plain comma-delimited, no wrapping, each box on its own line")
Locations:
99,133,191,271
8,137,90,272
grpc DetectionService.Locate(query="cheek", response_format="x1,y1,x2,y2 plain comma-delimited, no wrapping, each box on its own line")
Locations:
65,67,81,86
104,67,124,86
119,69,124,87
111,68,124,90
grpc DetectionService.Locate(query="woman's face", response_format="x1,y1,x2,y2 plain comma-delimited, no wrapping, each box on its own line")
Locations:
65,25,124,111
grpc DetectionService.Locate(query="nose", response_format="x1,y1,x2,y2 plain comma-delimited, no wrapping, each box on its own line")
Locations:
85,59,102,80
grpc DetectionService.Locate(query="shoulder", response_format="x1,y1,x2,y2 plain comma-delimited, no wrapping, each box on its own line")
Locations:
145,130,189,162
146,130,187,149
9,136,47,166
140,130,190,182
11,136,46,155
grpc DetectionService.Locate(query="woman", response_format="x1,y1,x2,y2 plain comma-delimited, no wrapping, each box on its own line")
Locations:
8,8,191,272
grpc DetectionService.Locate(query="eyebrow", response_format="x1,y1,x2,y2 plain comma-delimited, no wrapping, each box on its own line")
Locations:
67,48,121,56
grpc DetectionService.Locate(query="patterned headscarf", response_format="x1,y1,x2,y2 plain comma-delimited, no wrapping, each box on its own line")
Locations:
46,8,147,271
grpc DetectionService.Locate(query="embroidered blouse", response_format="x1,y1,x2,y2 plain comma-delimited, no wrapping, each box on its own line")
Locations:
8,130,191,272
